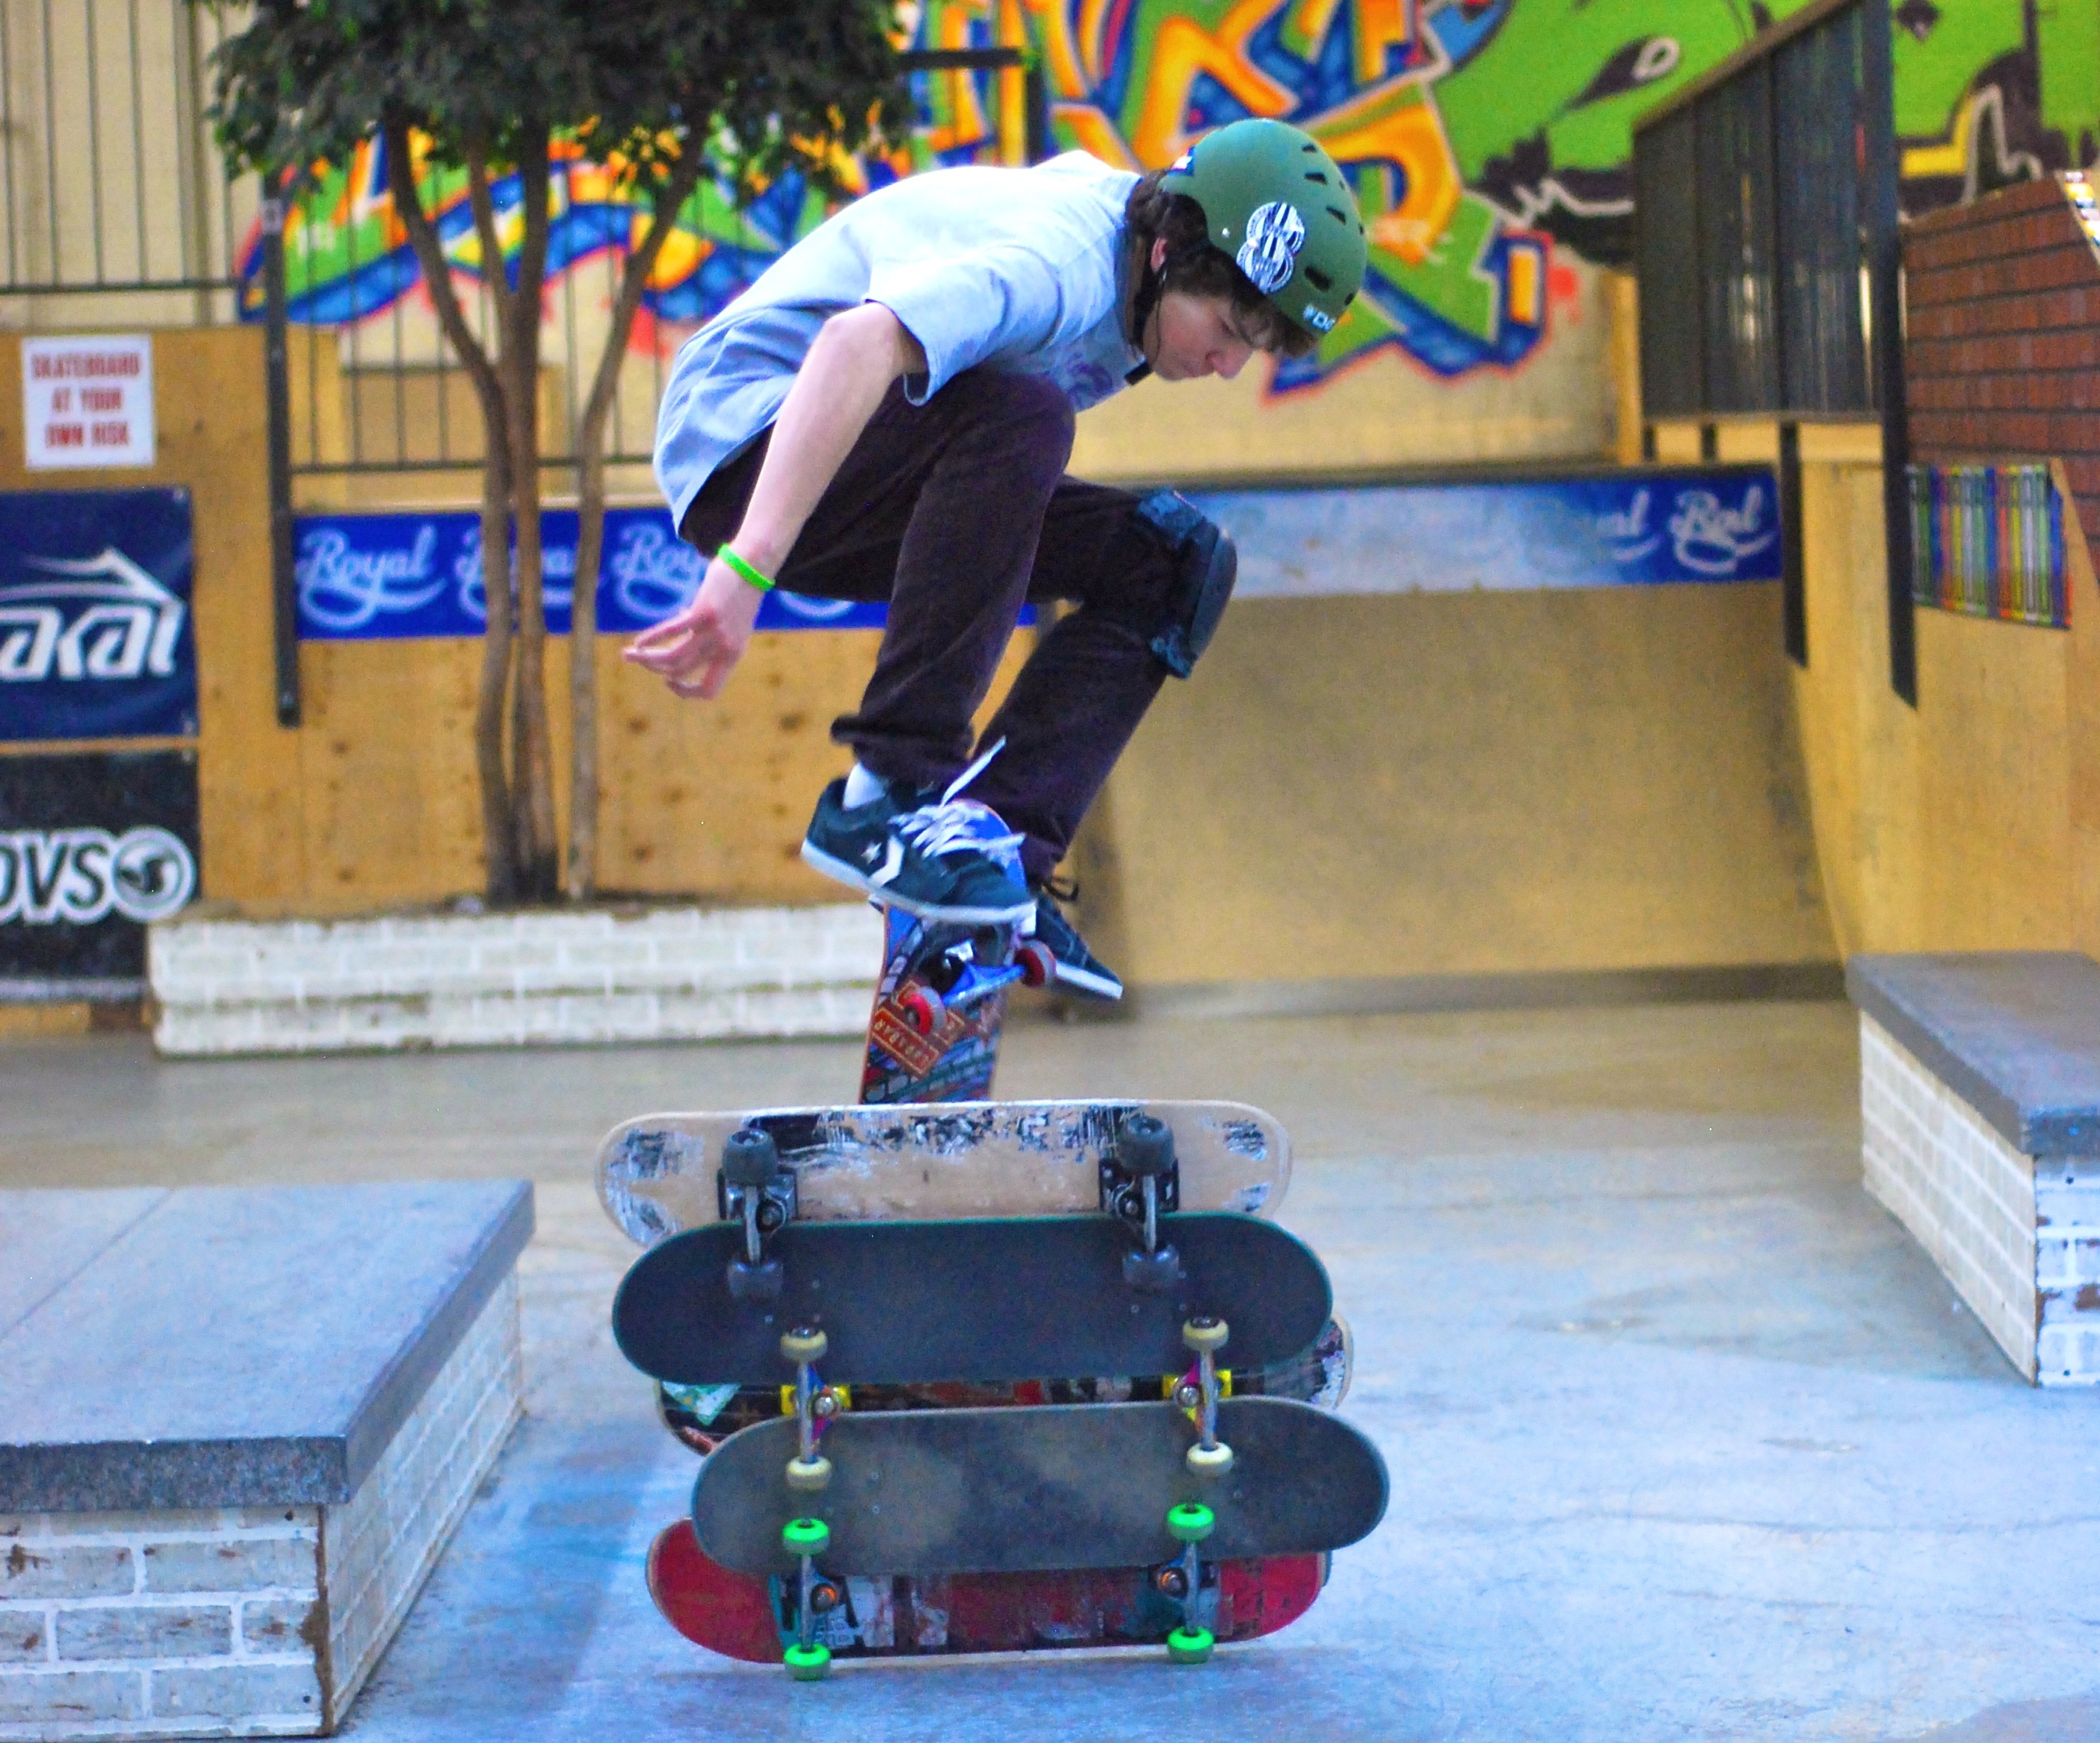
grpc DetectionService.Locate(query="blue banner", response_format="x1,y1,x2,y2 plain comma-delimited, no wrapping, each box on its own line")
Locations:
294,506,887,641
1190,468,1783,597
0,489,196,742
294,469,1782,644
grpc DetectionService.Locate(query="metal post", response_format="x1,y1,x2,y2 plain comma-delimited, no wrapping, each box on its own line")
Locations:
1859,0,1916,705
1781,419,1807,666
262,197,300,727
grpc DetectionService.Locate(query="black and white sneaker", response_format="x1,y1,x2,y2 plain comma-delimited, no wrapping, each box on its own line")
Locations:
801,752,1034,927
1029,883,1123,1001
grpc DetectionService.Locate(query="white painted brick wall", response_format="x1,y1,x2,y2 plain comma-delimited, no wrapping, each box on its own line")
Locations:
150,905,880,1057
2035,1156,2100,1383
0,1272,521,1739
1860,1012,2100,1385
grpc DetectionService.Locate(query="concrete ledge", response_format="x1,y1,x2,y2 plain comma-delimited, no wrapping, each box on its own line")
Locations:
1850,959,2100,1386
0,1185,530,1738
1846,952,2100,1156
148,904,879,1057
0,1184,532,1512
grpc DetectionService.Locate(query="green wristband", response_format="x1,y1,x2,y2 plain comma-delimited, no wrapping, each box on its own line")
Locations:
717,547,775,594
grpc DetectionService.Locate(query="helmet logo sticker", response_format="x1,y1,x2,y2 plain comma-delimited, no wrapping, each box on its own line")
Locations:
1168,147,1195,173
1235,201,1305,297
1302,303,1337,331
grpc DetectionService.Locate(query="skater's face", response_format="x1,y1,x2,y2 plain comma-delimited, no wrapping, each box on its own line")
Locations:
1144,237,1259,382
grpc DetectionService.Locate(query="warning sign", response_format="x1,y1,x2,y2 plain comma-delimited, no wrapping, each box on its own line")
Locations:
22,335,155,471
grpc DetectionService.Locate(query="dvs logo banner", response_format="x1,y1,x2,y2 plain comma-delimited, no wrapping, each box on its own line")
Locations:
0,750,199,994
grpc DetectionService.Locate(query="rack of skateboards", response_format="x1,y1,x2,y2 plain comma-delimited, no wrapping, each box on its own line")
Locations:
599,907,1385,1676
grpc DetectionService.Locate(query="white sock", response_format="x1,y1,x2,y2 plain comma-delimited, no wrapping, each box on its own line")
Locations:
842,762,887,810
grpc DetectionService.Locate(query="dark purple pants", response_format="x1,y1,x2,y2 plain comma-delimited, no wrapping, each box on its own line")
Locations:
680,369,1178,886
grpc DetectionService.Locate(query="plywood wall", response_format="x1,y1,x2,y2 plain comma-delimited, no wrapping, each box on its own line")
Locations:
1787,444,2098,960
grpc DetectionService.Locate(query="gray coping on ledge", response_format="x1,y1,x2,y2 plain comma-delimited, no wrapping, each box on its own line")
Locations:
0,1179,533,1514
1846,951,2100,1157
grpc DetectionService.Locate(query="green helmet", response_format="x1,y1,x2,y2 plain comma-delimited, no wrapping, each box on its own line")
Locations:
1158,117,1368,340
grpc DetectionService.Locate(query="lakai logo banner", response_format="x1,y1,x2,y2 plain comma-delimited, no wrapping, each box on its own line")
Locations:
0,750,199,992
0,489,195,742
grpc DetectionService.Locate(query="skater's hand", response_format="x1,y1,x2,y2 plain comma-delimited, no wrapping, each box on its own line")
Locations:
622,553,765,699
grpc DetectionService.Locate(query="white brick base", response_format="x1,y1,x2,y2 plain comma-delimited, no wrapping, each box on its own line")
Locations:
1861,1014,2100,1384
149,904,879,1057
0,1272,521,1738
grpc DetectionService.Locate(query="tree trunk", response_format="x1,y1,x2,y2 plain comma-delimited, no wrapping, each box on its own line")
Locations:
566,154,707,901
504,128,560,901
387,122,519,902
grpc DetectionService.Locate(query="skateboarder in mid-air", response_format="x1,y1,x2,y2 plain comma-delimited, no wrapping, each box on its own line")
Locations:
629,120,1367,1002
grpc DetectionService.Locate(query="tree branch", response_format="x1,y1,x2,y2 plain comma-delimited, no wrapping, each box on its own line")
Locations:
464,135,515,333
383,118,506,423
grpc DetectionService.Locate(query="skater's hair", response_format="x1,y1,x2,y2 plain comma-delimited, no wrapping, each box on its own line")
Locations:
1124,170,1319,359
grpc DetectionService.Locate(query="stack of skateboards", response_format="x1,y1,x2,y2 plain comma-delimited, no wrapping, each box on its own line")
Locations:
601,905,1384,1676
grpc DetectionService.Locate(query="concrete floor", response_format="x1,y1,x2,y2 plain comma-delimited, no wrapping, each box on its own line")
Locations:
3,1000,2096,1741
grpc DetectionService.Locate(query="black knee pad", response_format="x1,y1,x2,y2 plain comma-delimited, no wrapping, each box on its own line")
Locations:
1136,490,1238,679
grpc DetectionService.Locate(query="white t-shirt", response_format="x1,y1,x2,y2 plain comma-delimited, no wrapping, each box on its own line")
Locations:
652,152,1144,529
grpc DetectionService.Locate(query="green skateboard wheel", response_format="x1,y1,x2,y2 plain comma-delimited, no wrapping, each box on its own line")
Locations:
1166,1626,1215,1664
781,1517,831,1555
784,1642,832,1681
1165,1501,1215,1543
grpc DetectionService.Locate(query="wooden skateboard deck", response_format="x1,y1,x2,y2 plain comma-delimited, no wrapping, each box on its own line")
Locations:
613,1212,1332,1388
691,1398,1388,1577
647,1518,1328,1663
596,1100,1290,1246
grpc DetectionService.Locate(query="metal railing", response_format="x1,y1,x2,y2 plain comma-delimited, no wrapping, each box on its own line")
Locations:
0,13,1043,726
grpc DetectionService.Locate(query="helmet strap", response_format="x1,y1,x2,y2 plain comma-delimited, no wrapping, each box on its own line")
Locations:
1127,239,1207,370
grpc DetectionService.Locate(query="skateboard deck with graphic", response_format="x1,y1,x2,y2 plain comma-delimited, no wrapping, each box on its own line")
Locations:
652,1314,1354,1455
646,1516,1328,1663
859,903,1051,1104
595,1099,1291,1246
612,1211,1332,1389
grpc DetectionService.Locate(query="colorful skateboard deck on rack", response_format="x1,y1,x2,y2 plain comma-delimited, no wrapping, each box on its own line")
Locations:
653,1316,1354,1455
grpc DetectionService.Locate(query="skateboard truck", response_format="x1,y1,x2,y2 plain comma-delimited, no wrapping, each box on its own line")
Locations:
1156,1318,1233,1665
719,1130,798,1303
1110,1113,1183,1292
780,1326,835,1680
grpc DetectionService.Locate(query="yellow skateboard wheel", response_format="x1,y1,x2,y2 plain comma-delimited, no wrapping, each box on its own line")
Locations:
1185,1440,1234,1478
1183,1315,1228,1354
780,1326,828,1365
786,1454,832,1493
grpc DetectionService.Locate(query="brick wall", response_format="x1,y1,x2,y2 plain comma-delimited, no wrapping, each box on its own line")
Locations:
149,904,879,1056
1905,176,2100,540
0,1272,520,1739
1859,1012,2100,1386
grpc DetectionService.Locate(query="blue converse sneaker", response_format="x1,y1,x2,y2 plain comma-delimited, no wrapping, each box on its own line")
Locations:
1029,882,1123,1001
801,751,1033,926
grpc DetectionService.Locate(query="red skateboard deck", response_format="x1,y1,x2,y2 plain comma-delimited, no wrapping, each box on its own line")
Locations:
647,1518,1325,1662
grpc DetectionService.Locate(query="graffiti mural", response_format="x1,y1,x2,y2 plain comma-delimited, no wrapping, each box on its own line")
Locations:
241,2,2100,394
